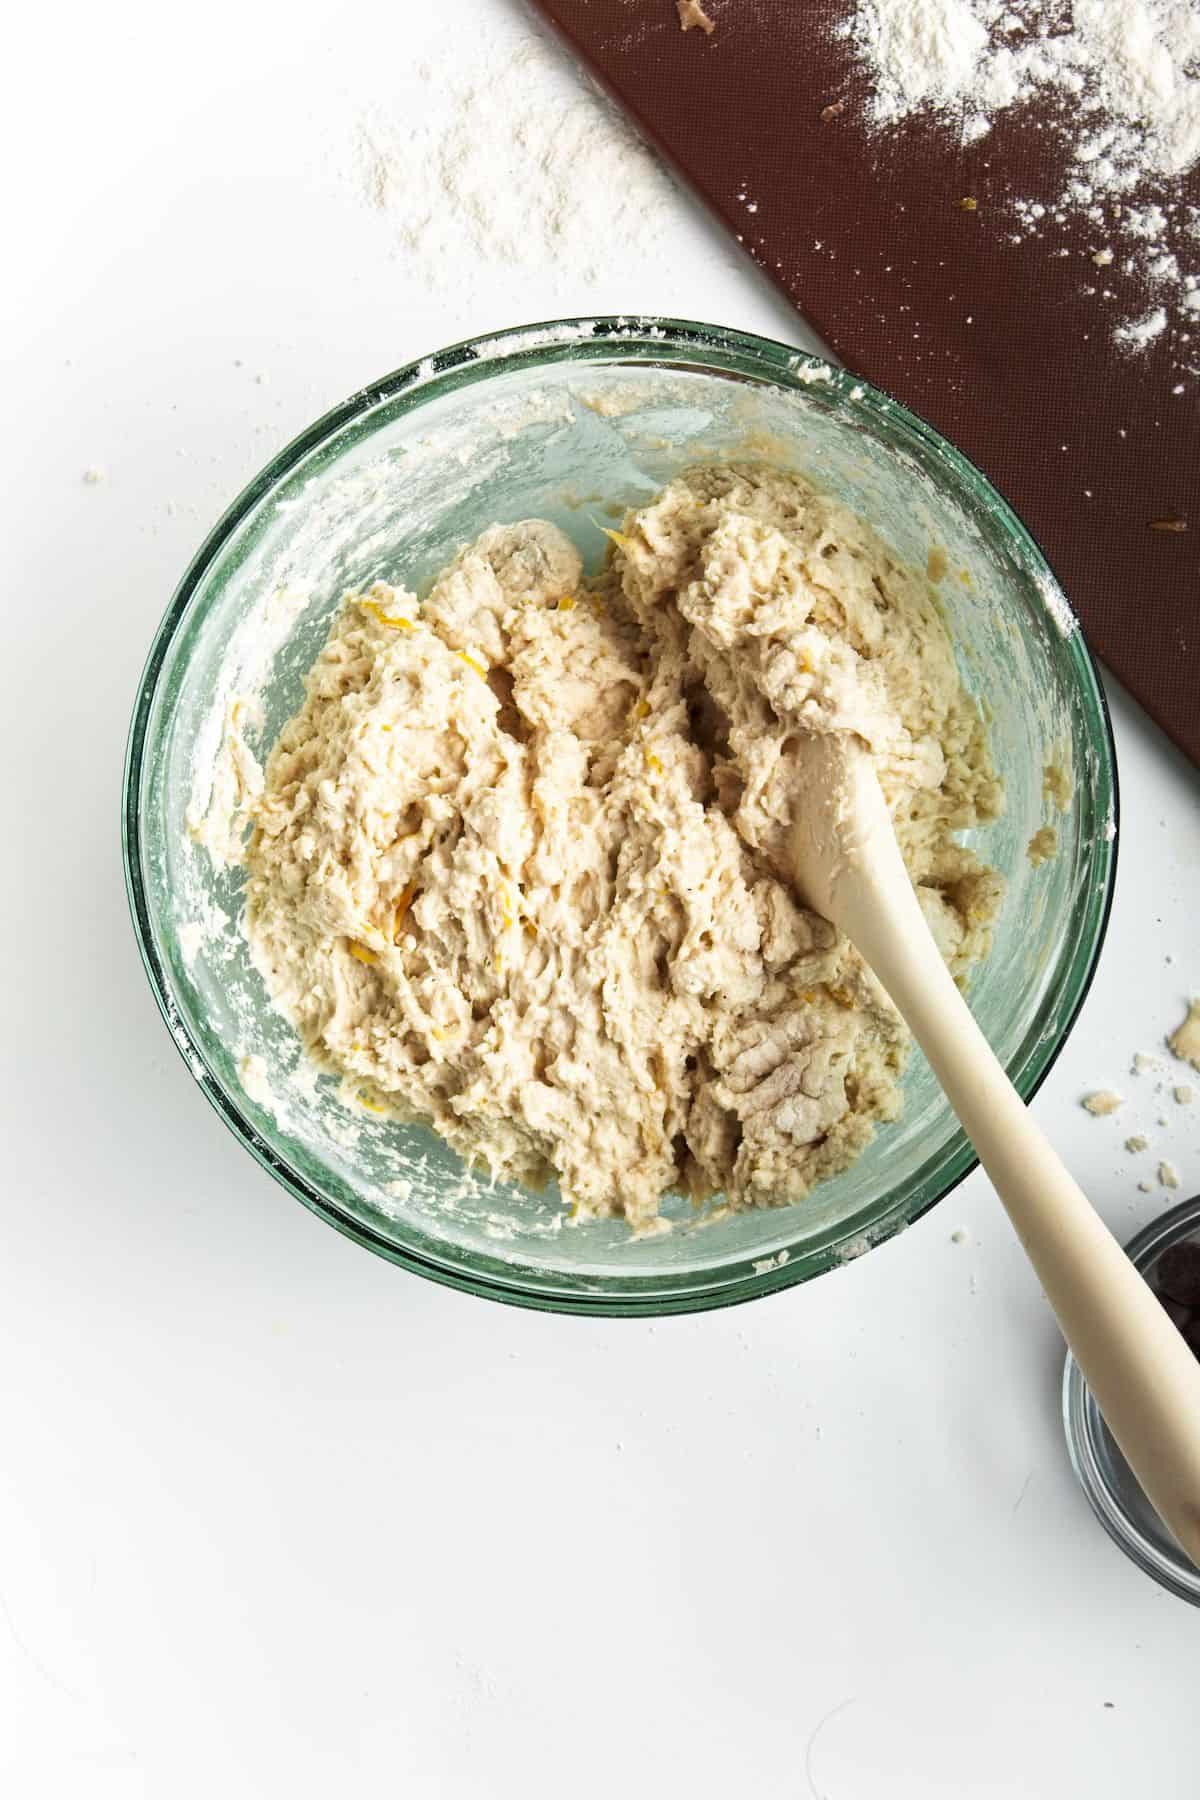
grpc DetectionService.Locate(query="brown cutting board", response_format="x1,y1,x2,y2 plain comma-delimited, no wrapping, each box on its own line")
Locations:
533,0,1200,766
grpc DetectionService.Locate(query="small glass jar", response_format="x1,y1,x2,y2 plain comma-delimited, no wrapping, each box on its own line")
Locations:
1064,1194,1200,1605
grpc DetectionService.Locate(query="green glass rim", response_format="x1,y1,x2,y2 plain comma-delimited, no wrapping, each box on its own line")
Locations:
122,315,1119,1316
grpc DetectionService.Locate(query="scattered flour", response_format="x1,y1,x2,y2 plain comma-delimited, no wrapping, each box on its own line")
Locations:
848,0,1200,356
1114,306,1169,351
351,32,679,291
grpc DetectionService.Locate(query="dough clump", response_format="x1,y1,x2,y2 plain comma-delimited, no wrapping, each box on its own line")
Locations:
244,465,1003,1231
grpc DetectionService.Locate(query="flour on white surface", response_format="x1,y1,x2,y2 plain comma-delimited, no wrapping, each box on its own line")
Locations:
848,0,1200,355
351,32,679,289
851,0,1200,184
1169,998,1200,1071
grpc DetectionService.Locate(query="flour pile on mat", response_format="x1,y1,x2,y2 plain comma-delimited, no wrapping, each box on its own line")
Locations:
848,0,1200,346
227,465,1002,1234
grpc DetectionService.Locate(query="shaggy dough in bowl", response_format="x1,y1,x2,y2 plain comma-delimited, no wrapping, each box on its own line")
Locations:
240,465,1002,1232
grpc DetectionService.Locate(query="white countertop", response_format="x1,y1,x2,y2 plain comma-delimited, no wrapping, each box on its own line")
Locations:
4,2,1199,1793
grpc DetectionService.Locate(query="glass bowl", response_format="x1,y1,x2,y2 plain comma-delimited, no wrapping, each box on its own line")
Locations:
1063,1196,1200,1605
123,317,1117,1314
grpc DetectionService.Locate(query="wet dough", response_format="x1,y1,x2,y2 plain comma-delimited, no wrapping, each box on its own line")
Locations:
245,465,1002,1232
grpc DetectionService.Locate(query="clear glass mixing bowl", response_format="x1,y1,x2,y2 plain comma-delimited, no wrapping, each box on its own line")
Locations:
123,318,1117,1313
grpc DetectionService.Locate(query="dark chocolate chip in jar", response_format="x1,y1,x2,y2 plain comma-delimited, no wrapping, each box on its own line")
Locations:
1153,1240,1200,1308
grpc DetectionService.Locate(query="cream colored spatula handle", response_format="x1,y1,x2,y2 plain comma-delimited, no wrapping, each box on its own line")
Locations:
838,824,1200,1568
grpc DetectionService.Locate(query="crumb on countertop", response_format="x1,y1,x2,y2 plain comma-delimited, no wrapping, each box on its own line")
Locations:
1125,1134,1149,1153
1082,1090,1122,1116
1159,1160,1181,1190
1176,1085,1194,1106
1168,999,1200,1072
1132,1052,1158,1075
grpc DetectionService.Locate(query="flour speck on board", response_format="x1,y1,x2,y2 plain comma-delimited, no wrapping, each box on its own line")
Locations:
350,32,679,292
1114,307,1169,352
847,0,1200,355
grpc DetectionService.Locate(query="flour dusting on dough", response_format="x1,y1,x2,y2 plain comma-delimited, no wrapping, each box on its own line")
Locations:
237,466,1002,1233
